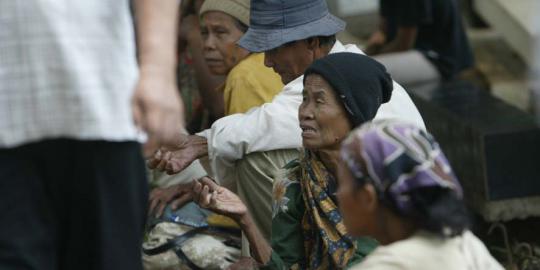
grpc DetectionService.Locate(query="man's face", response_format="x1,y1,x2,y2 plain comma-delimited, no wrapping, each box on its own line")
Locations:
263,41,315,85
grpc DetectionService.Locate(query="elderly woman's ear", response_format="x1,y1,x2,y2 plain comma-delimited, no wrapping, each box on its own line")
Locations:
362,184,379,212
339,182,381,237
355,184,378,213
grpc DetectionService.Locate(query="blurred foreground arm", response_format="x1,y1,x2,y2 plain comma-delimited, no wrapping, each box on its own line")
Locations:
132,0,185,156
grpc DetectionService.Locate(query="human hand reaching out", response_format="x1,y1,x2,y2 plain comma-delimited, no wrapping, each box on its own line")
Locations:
192,177,248,221
191,178,271,265
147,134,207,174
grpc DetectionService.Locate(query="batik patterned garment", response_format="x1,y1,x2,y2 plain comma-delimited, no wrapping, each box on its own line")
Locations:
299,151,357,269
265,153,377,270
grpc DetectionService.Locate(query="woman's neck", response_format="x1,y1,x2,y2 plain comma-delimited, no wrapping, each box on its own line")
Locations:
316,149,341,176
376,208,418,245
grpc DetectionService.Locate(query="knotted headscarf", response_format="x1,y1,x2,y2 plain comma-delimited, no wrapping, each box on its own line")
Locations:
340,122,463,227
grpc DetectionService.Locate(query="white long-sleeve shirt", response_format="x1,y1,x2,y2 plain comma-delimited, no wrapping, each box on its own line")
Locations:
198,41,425,187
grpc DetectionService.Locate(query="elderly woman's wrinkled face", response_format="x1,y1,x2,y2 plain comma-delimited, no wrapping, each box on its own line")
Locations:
299,74,352,150
201,11,249,75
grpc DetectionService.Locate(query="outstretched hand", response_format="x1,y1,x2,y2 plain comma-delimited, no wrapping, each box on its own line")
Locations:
147,134,207,175
192,178,271,265
192,177,248,221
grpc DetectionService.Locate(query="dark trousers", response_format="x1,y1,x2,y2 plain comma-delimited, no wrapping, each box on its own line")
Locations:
0,139,148,270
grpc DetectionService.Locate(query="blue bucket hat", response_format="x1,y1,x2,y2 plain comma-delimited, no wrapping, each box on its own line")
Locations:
238,0,346,53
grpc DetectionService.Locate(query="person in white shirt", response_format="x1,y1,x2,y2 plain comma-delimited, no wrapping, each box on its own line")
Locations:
148,0,425,249
0,0,184,269
337,121,504,270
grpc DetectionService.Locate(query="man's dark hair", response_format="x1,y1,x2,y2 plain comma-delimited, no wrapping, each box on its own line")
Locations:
309,35,337,47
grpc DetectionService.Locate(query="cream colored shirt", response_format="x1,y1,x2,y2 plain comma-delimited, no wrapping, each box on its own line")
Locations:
350,230,504,270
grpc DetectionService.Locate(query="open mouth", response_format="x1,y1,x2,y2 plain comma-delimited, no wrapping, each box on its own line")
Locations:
300,125,317,135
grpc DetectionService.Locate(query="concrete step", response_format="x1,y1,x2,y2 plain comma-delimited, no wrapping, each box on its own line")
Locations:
468,29,531,110
474,0,540,66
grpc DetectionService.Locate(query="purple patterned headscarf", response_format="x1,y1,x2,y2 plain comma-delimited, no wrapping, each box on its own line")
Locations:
340,121,463,216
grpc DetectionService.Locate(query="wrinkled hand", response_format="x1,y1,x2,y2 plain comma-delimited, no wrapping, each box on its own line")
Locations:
132,69,185,157
147,134,203,175
193,177,248,221
148,183,194,218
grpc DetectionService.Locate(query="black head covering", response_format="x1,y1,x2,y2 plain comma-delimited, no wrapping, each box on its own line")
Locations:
303,52,393,126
